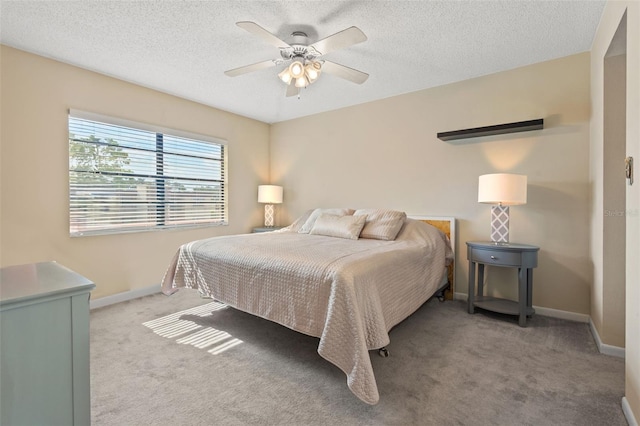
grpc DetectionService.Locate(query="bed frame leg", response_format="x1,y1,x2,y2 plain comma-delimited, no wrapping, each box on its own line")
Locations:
378,347,389,358
436,280,451,302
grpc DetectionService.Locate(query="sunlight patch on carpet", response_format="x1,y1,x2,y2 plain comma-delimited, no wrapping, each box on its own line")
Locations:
142,301,243,355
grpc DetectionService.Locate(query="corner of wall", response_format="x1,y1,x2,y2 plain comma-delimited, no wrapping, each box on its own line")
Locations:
589,317,626,358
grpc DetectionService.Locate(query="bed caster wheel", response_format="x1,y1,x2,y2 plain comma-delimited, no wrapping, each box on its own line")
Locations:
378,347,389,358
437,295,445,302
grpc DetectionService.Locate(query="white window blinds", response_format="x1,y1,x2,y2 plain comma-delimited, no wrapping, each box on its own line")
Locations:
69,111,227,236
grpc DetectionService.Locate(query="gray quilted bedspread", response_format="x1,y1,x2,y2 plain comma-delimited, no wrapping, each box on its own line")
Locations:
161,218,453,404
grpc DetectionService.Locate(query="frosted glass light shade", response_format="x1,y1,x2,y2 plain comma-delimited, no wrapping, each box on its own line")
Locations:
306,67,318,80
289,61,305,78
478,174,527,205
295,76,308,88
258,185,283,204
305,61,321,82
278,68,292,84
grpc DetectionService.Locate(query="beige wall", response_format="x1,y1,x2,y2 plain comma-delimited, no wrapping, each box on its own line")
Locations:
602,52,626,348
271,52,592,315
591,0,640,421
0,45,271,299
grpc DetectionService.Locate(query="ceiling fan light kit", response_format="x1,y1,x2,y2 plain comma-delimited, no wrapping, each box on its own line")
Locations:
225,21,369,97
280,59,322,89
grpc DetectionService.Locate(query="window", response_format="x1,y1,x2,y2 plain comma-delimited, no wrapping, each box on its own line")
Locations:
69,110,227,236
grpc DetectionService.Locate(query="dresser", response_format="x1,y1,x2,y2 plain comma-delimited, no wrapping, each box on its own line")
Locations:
0,262,95,425
467,242,539,327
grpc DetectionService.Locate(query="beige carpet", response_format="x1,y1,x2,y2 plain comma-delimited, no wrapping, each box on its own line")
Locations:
90,290,626,425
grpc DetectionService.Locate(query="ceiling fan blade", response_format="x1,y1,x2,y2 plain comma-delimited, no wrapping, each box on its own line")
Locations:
321,61,369,84
224,60,277,77
285,84,299,98
236,21,291,49
309,26,367,56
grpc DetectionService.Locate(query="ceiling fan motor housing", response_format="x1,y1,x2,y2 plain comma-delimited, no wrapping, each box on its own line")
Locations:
279,31,320,61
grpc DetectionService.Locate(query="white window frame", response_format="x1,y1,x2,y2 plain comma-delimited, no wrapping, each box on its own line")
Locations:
68,109,228,237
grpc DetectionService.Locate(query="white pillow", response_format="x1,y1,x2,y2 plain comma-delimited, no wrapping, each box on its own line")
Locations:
354,209,407,240
298,208,355,234
286,209,314,232
309,213,367,240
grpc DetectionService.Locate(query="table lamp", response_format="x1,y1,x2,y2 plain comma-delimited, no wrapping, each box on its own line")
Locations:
478,173,527,244
258,185,283,227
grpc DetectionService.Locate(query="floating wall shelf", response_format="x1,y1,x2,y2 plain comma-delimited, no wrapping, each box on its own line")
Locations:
437,118,544,141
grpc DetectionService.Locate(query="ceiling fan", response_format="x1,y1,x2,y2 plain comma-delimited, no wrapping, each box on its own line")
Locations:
224,21,369,98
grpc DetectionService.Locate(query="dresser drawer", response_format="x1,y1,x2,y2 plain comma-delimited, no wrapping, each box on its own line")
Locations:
470,248,521,266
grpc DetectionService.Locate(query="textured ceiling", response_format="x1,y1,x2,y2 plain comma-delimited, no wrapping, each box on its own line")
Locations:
1,1,605,124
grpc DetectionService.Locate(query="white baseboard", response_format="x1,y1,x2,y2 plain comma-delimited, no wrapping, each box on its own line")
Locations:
90,284,161,310
588,318,626,358
623,397,639,426
453,292,589,323
534,305,590,323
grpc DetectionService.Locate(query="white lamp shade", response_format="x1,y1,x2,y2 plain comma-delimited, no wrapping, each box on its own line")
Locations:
478,174,527,205
258,185,283,204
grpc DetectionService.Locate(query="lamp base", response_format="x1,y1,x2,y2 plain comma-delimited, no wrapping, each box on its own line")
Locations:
490,205,510,243
264,204,275,227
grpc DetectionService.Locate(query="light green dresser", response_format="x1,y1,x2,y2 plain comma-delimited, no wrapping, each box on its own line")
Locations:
0,262,95,426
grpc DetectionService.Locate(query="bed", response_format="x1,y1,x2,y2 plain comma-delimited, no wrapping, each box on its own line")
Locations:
161,209,455,404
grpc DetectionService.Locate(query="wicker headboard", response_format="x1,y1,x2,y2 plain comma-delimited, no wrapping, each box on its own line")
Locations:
408,215,456,300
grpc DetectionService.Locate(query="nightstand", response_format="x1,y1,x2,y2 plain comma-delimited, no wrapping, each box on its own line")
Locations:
467,241,540,327
252,226,283,233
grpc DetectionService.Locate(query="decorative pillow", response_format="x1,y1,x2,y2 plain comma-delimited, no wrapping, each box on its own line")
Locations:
353,209,407,241
309,213,367,240
298,208,355,234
